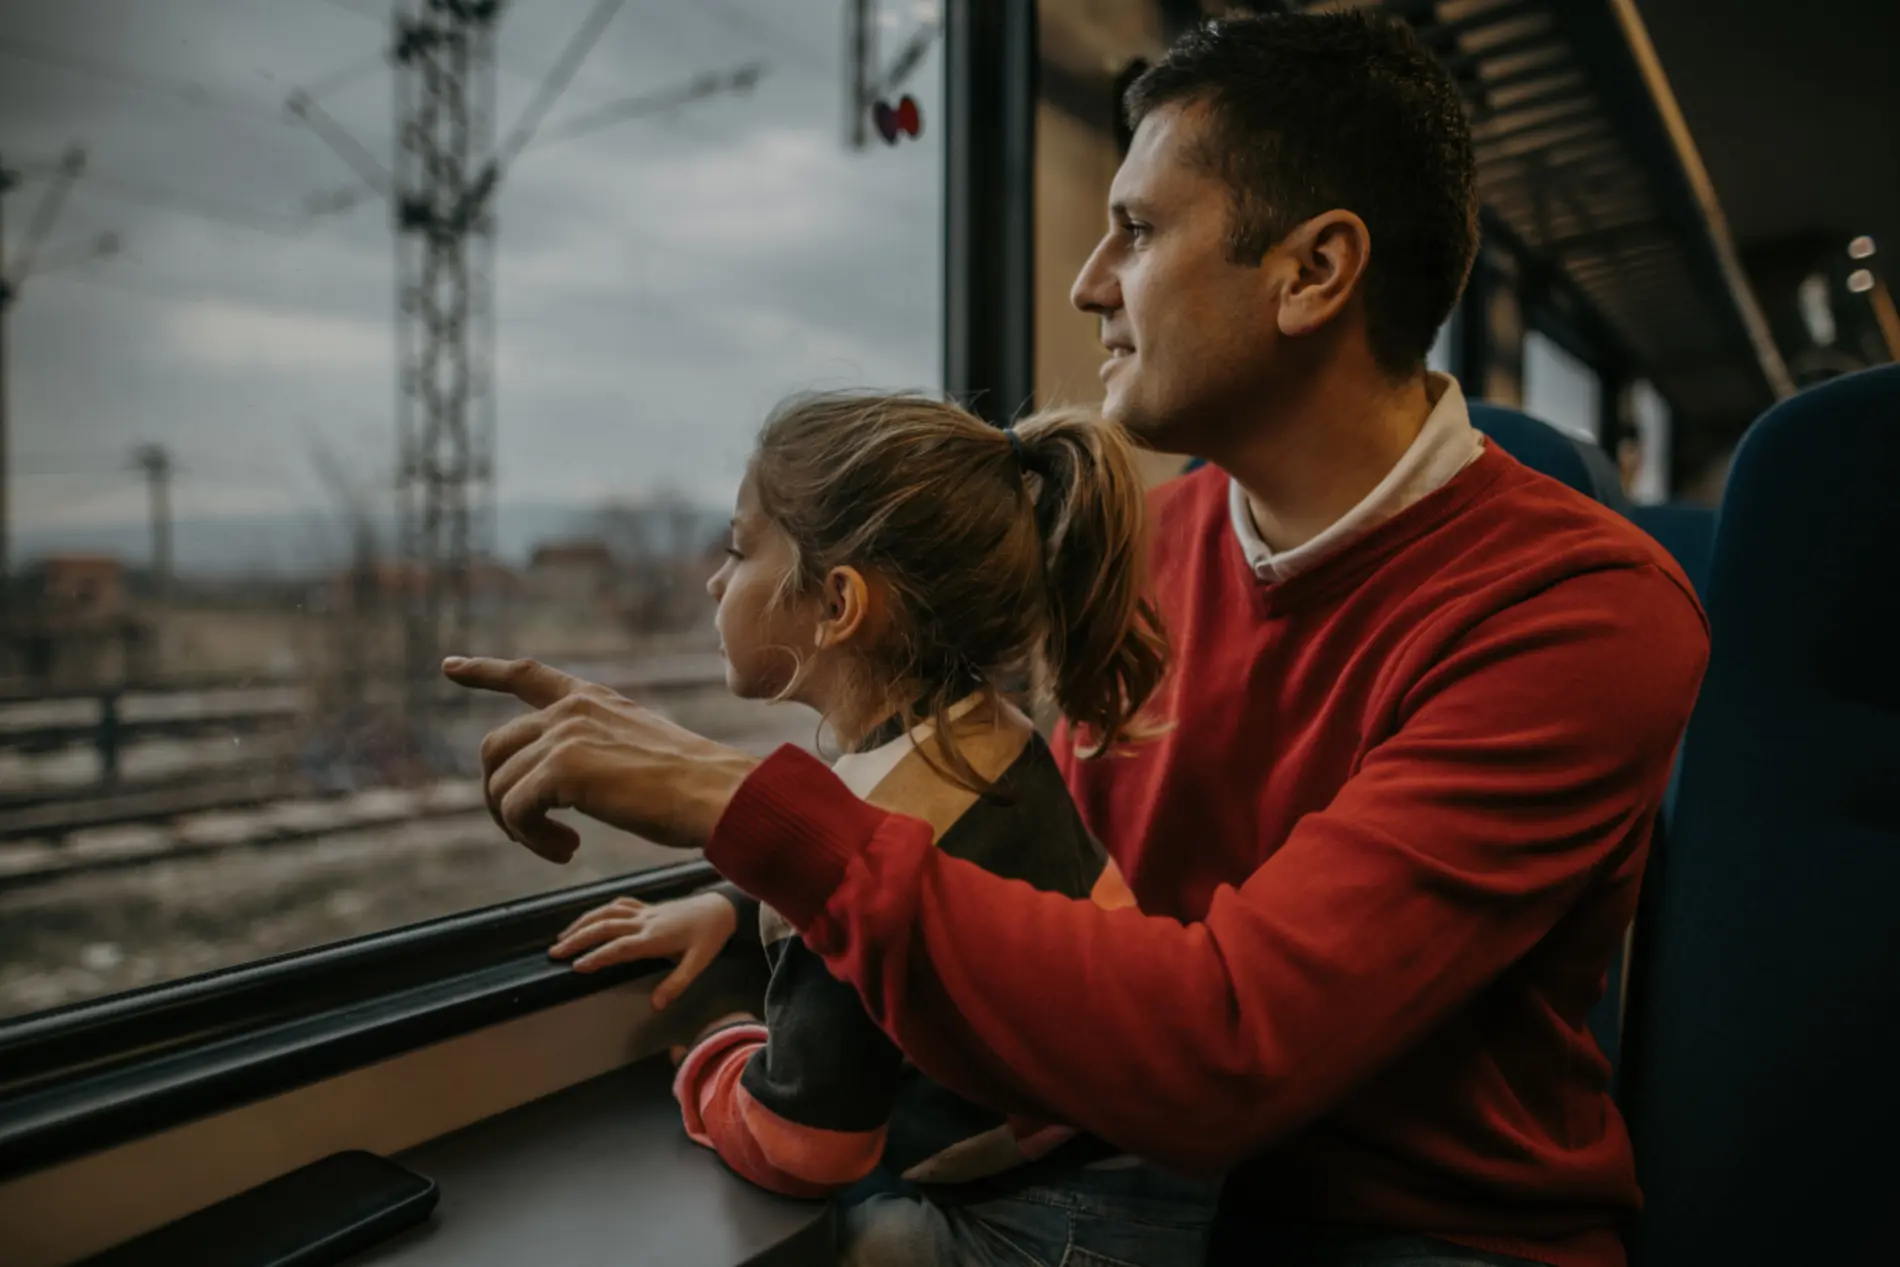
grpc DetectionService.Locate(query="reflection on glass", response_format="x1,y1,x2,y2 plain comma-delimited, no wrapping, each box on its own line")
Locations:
1626,380,1671,506
0,0,944,1019
1426,310,1458,377
1521,330,1601,445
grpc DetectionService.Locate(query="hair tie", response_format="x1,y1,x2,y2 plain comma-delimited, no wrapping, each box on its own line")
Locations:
1005,426,1030,471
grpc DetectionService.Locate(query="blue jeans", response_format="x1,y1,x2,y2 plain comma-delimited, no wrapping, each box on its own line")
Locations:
836,1160,1220,1266
1207,1223,1545,1266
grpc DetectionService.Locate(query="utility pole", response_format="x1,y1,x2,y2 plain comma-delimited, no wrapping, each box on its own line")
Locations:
308,432,380,715
0,147,117,628
847,0,877,149
845,4,940,150
132,443,173,602
0,163,11,624
390,0,504,731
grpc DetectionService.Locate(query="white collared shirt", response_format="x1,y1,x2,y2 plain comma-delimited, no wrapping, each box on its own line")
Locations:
1228,372,1486,585
830,693,988,797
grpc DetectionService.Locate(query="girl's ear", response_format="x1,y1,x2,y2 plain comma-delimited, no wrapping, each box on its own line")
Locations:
814,565,875,651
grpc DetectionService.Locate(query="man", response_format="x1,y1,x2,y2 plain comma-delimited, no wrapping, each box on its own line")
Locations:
447,13,1707,1266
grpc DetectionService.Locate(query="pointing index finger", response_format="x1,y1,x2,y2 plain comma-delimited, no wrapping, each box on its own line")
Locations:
442,656,578,709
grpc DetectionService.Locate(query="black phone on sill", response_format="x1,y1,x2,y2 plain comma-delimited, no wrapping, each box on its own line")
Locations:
79,1149,439,1267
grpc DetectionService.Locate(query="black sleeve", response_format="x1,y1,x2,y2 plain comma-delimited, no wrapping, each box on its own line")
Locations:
738,936,906,1136
709,881,761,947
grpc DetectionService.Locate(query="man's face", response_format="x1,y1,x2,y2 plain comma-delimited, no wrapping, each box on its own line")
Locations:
1070,102,1284,455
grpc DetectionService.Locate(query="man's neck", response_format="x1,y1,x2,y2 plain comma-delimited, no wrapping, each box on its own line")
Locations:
1222,367,1434,554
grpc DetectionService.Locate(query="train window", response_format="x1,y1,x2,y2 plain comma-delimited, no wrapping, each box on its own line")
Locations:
1522,329,1603,444
0,0,944,1020
1627,380,1673,505
1427,312,1459,377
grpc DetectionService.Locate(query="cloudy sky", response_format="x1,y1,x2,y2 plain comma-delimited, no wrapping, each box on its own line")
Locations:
1,0,944,563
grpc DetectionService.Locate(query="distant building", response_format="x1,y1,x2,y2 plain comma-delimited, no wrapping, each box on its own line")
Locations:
5,554,151,687
321,557,516,610
527,539,616,609
30,555,127,621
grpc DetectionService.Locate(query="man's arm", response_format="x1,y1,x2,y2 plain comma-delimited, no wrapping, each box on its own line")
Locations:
705,568,1708,1174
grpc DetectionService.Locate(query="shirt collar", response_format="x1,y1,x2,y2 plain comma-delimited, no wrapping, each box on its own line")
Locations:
1228,372,1485,585
830,692,986,798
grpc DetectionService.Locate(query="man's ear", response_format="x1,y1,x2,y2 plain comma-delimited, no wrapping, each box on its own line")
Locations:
814,565,875,651
1274,209,1372,341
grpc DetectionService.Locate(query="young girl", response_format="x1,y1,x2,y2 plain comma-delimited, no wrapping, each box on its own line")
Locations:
548,392,1218,1266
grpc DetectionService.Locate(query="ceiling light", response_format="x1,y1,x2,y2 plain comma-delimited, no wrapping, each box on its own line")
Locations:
1798,273,1837,345
1848,235,1876,259
1846,269,1875,294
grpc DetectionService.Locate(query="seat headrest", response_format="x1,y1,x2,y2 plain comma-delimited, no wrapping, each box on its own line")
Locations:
1629,503,1716,598
1710,363,1900,712
1468,403,1631,512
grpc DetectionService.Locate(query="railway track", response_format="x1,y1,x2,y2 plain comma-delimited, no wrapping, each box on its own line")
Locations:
0,672,809,891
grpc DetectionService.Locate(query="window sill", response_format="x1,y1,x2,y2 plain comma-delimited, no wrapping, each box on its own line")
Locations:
356,1057,832,1267
0,859,725,1181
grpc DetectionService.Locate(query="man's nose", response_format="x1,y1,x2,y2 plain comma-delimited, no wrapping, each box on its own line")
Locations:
1071,238,1120,316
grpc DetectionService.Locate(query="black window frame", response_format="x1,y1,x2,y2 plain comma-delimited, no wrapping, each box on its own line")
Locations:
945,0,1036,425
0,859,718,1179
0,0,1036,1184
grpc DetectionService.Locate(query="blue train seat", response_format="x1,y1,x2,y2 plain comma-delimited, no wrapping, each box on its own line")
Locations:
1187,402,1631,514
1468,402,1632,513
1629,503,1716,598
1466,402,1645,1082
1620,365,1900,1265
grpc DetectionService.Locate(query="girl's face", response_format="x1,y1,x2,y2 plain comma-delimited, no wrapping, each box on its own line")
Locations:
706,472,823,702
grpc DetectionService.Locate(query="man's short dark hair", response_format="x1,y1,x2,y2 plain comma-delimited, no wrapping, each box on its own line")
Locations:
1126,11,1479,376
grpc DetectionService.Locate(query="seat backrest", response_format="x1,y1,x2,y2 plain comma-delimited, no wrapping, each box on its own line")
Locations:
1628,503,1716,598
1467,401,1638,1076
1620,365,1900,1265
1467,402,1632,514
1189,403,1631,512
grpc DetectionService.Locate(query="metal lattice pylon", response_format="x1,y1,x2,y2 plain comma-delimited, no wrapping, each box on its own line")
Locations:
392,0,501,736
290,0,765,752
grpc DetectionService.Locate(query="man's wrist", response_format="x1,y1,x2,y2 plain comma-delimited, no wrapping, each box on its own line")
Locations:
703,745,887,934
672,745,759,850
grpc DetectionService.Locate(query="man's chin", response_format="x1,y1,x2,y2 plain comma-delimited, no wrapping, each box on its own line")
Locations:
1104,393,1168,448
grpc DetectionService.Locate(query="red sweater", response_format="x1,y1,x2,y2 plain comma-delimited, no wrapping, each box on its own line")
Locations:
706,447,1708,1266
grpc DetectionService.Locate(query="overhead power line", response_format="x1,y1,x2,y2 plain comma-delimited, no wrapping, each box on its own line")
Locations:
2,144,125,605
529,63,766,149
13,162,307,240
494,0,628,172
0,35,285,129
315,0,387,23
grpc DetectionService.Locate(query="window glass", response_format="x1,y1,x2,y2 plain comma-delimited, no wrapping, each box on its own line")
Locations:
0,0,944,1019
1521,329,1601,444
1426,310,1459,377
1627,380,1672,505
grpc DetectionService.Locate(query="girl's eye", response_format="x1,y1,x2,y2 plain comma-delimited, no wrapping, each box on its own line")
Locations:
724,547,743,560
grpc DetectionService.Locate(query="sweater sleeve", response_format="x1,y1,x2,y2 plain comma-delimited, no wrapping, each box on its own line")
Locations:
705,567,1708,1175
673,933,902,1197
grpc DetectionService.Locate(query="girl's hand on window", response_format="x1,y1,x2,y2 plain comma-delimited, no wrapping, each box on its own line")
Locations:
549,890,740,1010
